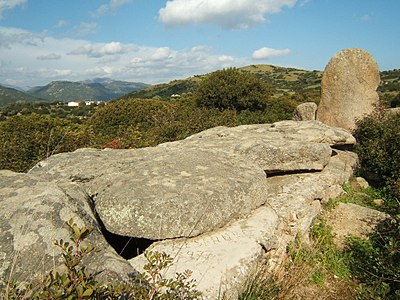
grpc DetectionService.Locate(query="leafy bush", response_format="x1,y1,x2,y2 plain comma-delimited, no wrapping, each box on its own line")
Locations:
3,219,201,299
353,111,400,207
0,113,91,172
345,216,400,300
195,68,272,112
88,98,177,148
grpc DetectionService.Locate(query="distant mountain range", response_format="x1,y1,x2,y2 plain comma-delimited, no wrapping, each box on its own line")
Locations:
0,85,43,106
1,66,398,107
0,78,150,106
26,79,150,102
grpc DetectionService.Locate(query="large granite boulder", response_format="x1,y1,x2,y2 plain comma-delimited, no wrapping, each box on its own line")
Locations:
317,48,380,131
1,120,359,297
130,150,359,299
162,120,355,172
0,170,135,286
31,147,269,240
29,121,355,241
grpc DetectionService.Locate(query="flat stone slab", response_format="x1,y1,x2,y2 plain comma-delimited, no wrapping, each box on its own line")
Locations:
31,147,268,240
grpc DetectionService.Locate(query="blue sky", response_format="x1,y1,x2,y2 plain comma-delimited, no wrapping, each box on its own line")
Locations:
0,0,399,88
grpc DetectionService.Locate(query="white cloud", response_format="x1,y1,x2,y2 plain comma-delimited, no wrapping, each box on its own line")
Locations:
252,47,291,59
0,26,248,87
92,0,131,17
218,55,234,63
68,41,136,57
36,53,62,60
0,0,26,19
151,47,172,61
0,27,45,48
360,13,373,22
159,0,297,29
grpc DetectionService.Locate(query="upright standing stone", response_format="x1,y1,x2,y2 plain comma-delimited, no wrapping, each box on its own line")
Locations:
317,48,380,131
293,102,318,121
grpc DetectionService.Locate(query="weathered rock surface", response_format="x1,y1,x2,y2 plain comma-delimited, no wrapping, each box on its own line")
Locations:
130,150,359,299
1,120,359,297
326,202,389,248
317,48,380,131
161,120,355,172
0,170,136,286
293,102,318,121
31,147,269,240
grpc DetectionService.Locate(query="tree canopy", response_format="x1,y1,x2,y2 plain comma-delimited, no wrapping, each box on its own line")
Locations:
195,68,272,111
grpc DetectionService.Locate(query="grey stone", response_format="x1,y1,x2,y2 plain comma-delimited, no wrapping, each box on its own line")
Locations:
31,148,268,240
2,119,360,298
0,171,136,286
326,202,389,248
356,177,369,189
317,48,380,131
130,206,279,300
293,102,318,121
129,150,359,299
162,120,355,172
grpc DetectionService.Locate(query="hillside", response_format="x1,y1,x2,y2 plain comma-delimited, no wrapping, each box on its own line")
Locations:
122,65,400,104
0,85,43,106
122,64,323,100
27,79,150,102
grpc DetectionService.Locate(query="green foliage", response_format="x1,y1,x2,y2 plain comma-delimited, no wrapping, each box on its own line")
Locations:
195,68,272,112
345,215,400,300
0,113,91,172
337,182,389,211
88,98,177,148
353,111,400,208
390,92,400,108
0,101,100,122
3,220,201,300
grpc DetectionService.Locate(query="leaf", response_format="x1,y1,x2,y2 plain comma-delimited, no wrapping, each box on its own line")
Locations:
82,288,94,297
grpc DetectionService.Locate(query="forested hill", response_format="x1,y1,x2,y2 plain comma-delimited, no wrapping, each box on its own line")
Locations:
121,64,323,101
0,85,43,106
121,64,400,106
27,79,150,102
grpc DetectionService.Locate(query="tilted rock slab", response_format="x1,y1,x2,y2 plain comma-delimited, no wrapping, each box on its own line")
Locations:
30,148,269,240
160,120,355,173
317,48,380,131
0,170,136,286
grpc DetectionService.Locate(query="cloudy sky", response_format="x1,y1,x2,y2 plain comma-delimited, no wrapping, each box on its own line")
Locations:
0,0,399,88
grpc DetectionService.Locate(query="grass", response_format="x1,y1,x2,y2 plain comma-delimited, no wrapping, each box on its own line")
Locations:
239,219,356,300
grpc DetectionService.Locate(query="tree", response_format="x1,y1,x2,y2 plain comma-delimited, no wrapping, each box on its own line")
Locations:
194,68,272,111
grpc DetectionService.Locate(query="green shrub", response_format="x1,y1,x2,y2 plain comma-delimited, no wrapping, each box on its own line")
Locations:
195,68,272,112
88,98,177,148
0,113,91,172
345,215,400,300
353,111,400,208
